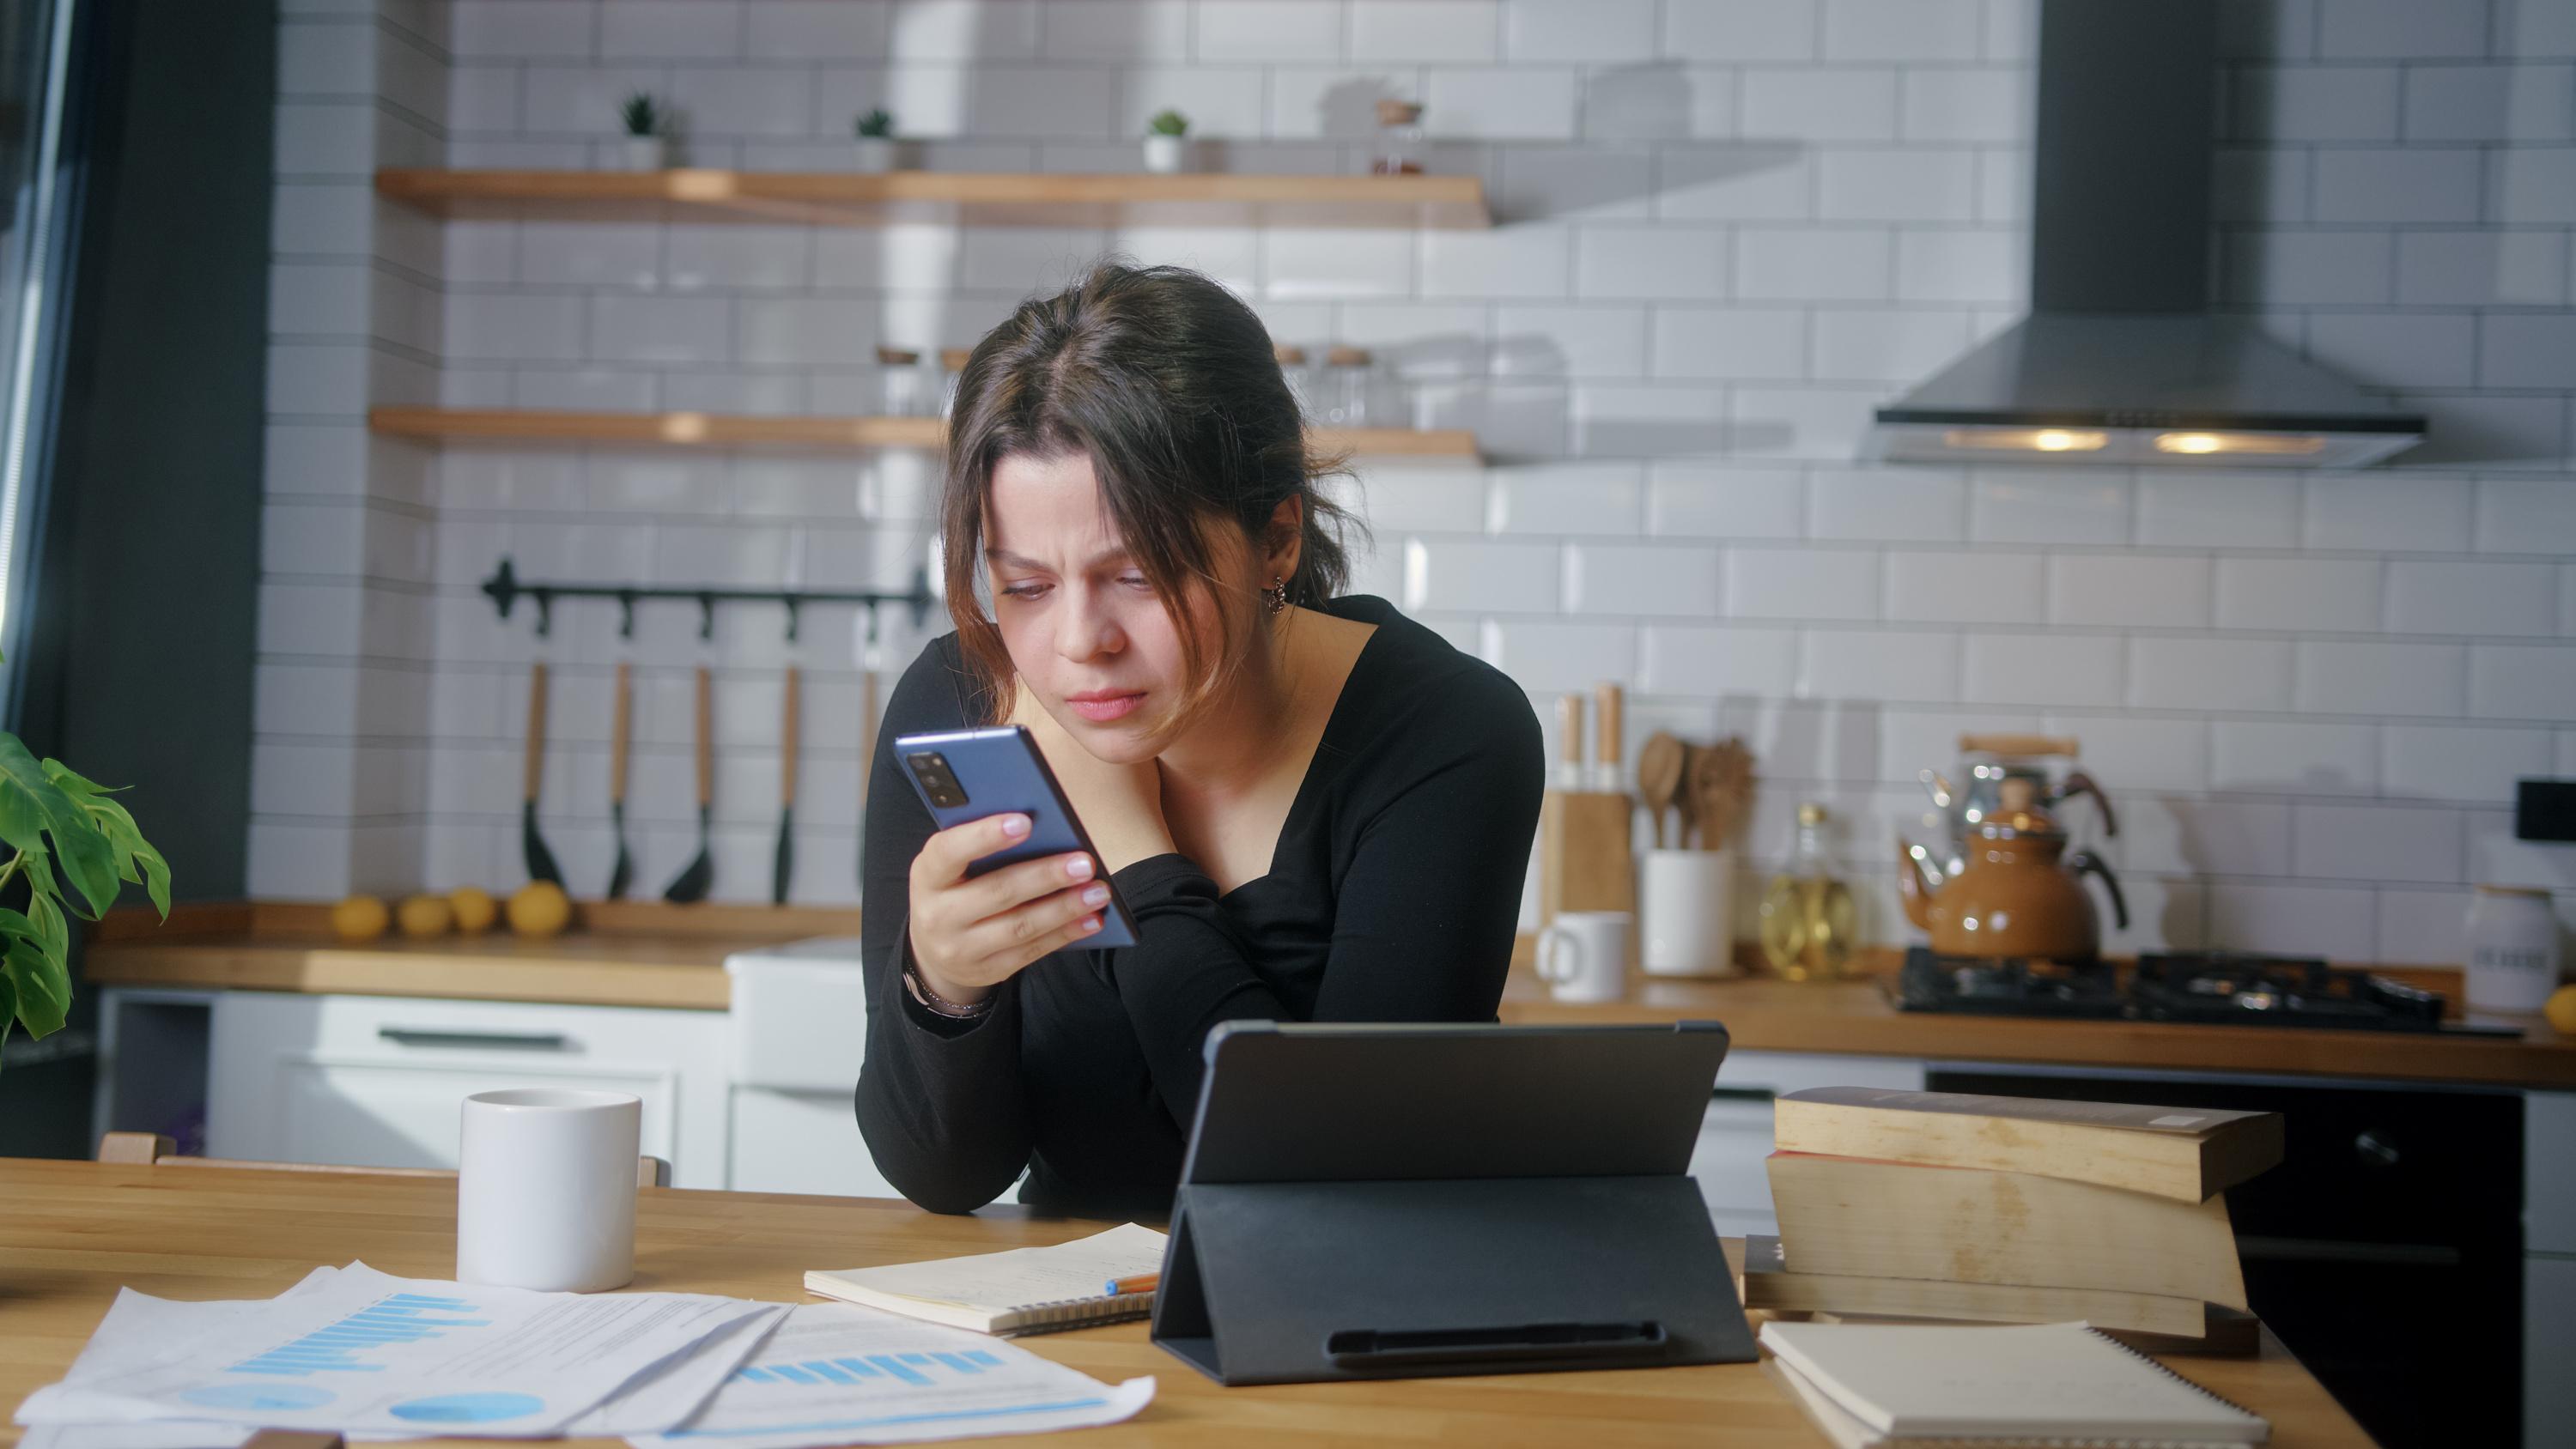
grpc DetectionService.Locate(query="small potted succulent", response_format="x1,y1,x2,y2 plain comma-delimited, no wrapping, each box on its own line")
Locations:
619,92,666,171
853,108,903,173
1143,108,1189,174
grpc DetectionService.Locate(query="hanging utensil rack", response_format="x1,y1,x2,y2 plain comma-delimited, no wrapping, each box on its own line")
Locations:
482,555,936,642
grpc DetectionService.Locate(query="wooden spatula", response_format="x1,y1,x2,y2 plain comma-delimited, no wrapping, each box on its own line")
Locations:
1637,732,1686,849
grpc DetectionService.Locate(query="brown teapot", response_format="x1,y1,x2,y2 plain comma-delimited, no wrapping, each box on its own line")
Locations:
1897,780,2127,959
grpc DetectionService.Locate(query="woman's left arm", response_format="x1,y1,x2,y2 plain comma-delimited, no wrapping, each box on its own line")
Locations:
1106,676,1544,1125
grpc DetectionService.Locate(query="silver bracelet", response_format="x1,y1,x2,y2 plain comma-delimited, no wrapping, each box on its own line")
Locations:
903,960,995,1021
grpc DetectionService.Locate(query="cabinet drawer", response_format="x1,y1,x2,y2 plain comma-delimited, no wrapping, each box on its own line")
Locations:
208,992,727,1186
730,1088,896,1199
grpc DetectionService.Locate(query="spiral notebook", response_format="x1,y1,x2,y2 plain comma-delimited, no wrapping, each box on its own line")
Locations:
804,1223,1168,1336
1759,1320,2269,1446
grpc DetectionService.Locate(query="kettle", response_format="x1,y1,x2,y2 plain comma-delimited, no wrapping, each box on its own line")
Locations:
1915,732,2118,882
1898,779,2128,960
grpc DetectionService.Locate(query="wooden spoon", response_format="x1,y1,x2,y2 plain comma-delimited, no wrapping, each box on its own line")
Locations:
1636,732,1686,849
1672,742,1700,847
1689,738,1756,850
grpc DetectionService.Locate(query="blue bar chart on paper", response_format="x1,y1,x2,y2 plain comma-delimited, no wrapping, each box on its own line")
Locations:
635,1305,1154,1449
21,1263,784,1440
732,1349,1007,1390
233,1294,492,1377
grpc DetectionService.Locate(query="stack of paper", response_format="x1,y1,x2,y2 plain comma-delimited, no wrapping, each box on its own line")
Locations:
16,1264,782,1444
635,1305,1156,1447
15,1264,1155,1449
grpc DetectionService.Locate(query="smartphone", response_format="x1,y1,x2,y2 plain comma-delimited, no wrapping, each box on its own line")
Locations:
893,725,1139,949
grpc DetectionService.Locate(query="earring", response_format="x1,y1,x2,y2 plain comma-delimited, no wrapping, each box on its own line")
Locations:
1263,576,1289,615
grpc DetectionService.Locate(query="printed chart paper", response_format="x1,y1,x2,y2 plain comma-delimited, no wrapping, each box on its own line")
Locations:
16,1264,778,1439
630,1304,1155,1447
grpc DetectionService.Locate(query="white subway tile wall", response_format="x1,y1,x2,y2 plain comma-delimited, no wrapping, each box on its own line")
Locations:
258,0,2576,961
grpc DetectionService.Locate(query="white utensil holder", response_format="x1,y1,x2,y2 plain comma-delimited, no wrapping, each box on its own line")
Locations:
1641,847,1741,979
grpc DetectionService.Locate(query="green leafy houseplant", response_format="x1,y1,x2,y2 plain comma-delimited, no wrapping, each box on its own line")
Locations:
1147,108,1188,137
855,108,895,139
620,92,659,137
0,718,167,1068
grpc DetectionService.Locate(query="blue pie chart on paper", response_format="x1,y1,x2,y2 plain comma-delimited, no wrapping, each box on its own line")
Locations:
183,1383,337,1411
389,1392,546,1423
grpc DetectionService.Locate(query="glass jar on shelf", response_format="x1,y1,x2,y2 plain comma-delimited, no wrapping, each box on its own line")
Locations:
1323,346,1372,429
1759,803,1857,982
875,346,923,417
1273,343,1312,419
1372,100,1424,175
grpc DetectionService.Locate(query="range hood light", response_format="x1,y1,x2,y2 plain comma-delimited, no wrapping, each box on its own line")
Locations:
2152,431,2327,457
1941,427,2111,453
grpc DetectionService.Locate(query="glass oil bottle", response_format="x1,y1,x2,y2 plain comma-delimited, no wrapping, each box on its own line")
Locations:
1759,802,1856,981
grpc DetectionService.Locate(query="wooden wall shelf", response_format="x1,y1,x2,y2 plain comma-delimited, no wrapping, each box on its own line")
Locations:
368,407,1479,458
374,168,1491,229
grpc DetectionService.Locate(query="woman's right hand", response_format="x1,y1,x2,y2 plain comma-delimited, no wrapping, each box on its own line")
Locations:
906,812,1110,1006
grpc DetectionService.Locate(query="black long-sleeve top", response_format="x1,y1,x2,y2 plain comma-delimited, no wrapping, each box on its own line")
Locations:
854,594,1545,1219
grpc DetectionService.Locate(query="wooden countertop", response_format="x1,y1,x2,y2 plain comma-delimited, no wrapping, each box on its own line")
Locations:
87,905,2574,1088
0,1158,2375,1447
1497,961,2576,1090
82,901,859,1012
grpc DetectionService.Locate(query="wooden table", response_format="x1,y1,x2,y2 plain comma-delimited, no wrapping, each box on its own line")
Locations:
2,1159,2376,1446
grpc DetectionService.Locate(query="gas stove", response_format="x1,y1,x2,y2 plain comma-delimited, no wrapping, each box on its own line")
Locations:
1895,948,2523,1035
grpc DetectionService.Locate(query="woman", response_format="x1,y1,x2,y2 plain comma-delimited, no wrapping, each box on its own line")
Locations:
857,264,1543,1219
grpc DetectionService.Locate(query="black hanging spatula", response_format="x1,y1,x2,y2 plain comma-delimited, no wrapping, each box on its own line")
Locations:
520,662,563,888
663,665,714,904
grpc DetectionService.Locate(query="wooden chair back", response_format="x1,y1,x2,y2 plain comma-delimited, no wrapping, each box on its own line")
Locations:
98,1131,671,1188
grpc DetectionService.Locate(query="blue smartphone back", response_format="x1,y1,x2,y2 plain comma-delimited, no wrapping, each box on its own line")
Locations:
892,725,1138,949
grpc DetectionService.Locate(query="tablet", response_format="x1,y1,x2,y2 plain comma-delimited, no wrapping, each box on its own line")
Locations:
1182,1019,1731,1184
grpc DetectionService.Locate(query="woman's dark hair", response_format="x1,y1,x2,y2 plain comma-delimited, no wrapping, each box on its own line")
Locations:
942,262,1360,725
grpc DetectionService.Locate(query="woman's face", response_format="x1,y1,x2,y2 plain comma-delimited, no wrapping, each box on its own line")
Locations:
984,450,1241,764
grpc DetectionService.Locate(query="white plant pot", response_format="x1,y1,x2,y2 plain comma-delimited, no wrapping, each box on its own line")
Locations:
622,136,667,172
852,136,901,174
1142,134,1188,174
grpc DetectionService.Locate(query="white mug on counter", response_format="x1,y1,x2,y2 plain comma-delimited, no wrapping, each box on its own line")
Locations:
2465,884,2561,1013
1641,848,1741,979
458,1088,641,1293
1536,911,1631,1003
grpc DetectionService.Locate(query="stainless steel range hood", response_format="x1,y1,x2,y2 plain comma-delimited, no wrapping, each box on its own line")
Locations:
1867,0,2424,470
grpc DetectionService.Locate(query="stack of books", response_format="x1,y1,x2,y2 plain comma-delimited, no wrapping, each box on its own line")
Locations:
1749,1088,2284,1349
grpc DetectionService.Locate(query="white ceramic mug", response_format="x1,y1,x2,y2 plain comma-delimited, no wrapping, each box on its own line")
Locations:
1642,848,1741,979
2465,884,2561,1013
1536,911,1631,1003
457,1088,641,1293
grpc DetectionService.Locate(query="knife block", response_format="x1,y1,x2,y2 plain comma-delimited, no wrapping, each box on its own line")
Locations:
1540,789,1635,925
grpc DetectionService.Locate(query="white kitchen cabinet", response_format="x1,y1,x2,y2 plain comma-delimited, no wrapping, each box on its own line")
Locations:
723,938,898,1199
2528,1254,2575,1449
2527,1090,2575,1255
1686,1050,1927,1237
206,991,731,1188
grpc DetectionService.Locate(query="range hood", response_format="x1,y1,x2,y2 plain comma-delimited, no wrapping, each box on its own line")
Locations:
1868,0,2424,469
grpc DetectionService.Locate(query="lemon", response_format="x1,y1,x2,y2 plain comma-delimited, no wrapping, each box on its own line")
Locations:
396,894,453,938
507,880,573,939
450,886,498,936
330,895,390,943
2545,984,2576,1037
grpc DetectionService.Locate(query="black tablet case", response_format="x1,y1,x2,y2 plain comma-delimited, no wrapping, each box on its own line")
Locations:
1150,1021,1758,1385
